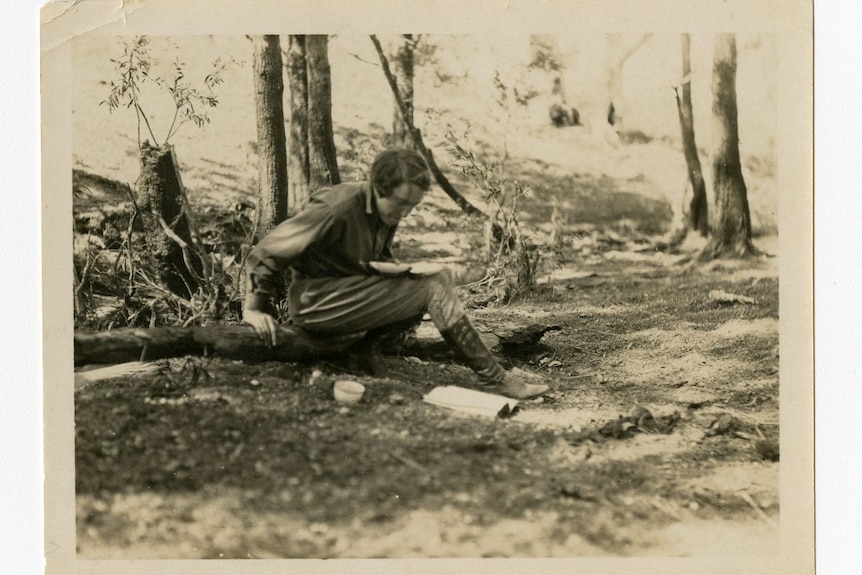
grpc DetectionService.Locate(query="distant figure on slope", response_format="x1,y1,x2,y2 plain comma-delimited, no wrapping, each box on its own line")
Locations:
242,148,548,399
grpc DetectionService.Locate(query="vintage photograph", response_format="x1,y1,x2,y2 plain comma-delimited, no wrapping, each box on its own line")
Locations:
42,0,813,571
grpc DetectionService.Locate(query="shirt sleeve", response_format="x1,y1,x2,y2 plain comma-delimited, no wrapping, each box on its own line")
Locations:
244,203,335,307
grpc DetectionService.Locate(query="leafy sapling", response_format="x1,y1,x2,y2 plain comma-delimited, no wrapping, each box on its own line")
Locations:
101,36,231,149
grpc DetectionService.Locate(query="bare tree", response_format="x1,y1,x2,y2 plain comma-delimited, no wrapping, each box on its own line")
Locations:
305,35,340,190
605,33,652,129
286,35,310,215
391,34,416,147
702,33,757,259
675,33,709,237
252,35,288,237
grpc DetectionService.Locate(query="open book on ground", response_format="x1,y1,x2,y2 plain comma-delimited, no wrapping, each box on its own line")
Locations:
422,385,520,418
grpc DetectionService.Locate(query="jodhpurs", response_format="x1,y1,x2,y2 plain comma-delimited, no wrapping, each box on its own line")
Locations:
288,270,466,336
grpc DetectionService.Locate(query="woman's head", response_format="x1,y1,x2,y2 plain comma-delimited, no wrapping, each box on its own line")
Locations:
370,148,431,198
370,148,431,226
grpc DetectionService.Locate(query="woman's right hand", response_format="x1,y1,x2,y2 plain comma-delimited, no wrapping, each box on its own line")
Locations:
243,308,279,347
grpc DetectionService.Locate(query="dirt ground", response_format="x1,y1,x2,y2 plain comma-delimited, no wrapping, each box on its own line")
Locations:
70,35,780,559
74,240,780,558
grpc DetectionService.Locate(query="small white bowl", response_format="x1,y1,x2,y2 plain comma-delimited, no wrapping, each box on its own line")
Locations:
333,380,365,404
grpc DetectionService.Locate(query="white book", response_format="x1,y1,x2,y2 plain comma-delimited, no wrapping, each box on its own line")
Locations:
422,385,520,418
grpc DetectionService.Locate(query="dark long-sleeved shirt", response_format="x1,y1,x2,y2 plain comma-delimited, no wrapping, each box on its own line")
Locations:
244,182,396,309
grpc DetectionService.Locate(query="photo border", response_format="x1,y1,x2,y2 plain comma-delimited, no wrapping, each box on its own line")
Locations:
40,1,814,573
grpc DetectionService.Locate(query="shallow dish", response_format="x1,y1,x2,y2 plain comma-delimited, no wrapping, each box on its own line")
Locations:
369,261,411,276
407,262,446,276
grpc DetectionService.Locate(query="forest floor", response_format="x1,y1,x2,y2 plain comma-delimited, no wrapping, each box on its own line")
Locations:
74,244,780,558
75,271,780,559
70,35,780,559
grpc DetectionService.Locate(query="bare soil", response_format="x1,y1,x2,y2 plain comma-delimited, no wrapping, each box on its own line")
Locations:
75,246,779,558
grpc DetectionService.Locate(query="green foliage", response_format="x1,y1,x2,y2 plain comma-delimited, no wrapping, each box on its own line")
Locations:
432,69,560,305
411,35,457,85
528,35,564,72
82,37,245,328
101,36,232,148
445,133,565,305
492,70,539,109
338,127,382,182
73,199,256,330
489,70,539,166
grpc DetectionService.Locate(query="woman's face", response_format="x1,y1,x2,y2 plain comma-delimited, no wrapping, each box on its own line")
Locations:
375,183,425,226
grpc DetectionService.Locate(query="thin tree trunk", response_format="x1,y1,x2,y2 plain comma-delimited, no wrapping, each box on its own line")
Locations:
604,33,652,130
370,34,487,219
605,33,622,128
286,35,310,215
252,35,288,237
137,142,200,297
676,33,709,236
305,34,340,190
392,34,415,147
703,34,756,259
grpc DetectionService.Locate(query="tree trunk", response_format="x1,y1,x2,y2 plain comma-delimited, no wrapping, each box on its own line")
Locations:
137,142,200,297
305,35,340,190
392,34,415,147
286,35,310,215
603,34,652,131
73,320,561,366
676,33,709,236
605,33,623,128
703,34,756,259
252,35,288,237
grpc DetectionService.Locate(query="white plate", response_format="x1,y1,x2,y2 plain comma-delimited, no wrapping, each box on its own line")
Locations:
408,262,446,276
369,261,411,275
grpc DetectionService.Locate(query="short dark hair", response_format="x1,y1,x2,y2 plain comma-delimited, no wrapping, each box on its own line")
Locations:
370,148,431,198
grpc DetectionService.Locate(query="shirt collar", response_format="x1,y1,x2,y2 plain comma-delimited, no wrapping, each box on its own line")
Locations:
364,182,375,216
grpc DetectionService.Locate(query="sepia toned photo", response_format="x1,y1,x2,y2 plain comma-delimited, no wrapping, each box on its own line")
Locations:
41,1,813,572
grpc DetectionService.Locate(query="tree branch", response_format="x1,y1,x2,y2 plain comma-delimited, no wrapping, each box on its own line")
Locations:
619,33,653,66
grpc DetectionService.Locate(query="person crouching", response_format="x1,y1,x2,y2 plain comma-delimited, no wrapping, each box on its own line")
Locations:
242,148,548,399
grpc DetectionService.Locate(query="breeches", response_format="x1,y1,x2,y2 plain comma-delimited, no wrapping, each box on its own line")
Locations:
288,271,465,336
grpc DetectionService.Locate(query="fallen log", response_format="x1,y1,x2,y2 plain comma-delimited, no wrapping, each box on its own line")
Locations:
405,319,562,357
74,325,358,366
74,320,561,366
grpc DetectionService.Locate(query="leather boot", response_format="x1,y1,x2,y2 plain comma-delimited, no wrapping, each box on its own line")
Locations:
342,322,416,379
371,315,424,353
440,315,548,399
